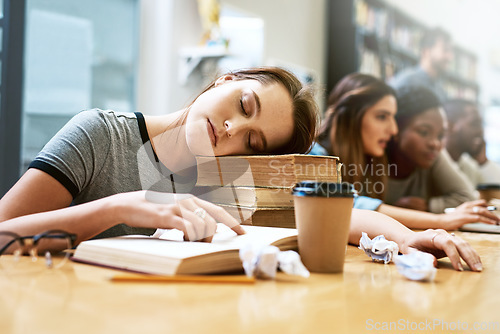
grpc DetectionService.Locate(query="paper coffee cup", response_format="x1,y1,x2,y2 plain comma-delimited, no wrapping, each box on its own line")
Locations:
292,181,355,273
477,183,500,202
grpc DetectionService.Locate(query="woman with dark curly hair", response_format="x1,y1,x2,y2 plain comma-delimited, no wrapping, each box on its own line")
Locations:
386,85,477,213
313,74,497,235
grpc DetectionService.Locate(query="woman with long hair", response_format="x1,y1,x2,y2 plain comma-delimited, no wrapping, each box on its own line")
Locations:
0,68,482,271
316,73,397,200
313,73,497,233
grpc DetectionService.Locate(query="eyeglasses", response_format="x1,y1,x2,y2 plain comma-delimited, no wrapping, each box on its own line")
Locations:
0,230,77,272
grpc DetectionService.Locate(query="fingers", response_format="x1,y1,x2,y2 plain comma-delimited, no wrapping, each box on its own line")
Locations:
465,199,488,208
177,199,217,241
180,209,216,241
431,230,483,272
453,236,483,272
473,207,499,224
456,206,499,225
191,197,245,235
432,232,463,271
155,198,217,242
143,193,243,241
465,213,499,225
451,200,499,225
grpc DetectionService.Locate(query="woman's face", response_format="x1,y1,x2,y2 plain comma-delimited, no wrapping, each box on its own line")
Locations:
185,76,294,156
361,95,398,157
398,107,447,169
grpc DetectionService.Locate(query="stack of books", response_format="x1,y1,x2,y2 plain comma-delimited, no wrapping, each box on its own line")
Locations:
194,154,341,228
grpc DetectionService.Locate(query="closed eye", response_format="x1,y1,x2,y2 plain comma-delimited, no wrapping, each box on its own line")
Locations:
247,133,257,152
247,132,264,153
240,97,248,116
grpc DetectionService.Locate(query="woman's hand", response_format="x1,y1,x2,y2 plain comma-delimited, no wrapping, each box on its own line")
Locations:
437,201,499,230
449,199,499,222
112,191,245,242
401,229,482,272
394,196,428,211
437,212,498,230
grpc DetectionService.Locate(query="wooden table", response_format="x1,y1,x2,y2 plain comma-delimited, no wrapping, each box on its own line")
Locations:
1,231,499,334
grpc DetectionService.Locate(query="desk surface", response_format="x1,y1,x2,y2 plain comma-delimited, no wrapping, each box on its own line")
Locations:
1,231,500,334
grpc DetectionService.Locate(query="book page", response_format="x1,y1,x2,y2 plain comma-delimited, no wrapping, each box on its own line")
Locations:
155,224,297,249
212,224,297,248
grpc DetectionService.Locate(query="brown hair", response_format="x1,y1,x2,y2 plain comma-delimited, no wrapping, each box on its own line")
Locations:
317,73,395,199
193,67,319,154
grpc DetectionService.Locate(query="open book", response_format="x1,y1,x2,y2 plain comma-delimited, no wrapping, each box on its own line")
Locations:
72,225,298,276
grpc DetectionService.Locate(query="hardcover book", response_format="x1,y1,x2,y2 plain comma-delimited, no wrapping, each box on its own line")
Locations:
195,154,341,188
72,225,298,276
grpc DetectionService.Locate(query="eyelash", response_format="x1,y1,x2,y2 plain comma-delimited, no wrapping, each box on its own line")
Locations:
240,95,258,152
240,98,248,116
247,134,254,151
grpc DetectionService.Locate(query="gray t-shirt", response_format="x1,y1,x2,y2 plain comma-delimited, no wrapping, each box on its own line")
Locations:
386,150,476,213
29,109,197,238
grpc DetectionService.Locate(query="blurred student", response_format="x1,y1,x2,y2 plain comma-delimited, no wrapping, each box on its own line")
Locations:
389,27,453,103
0,67,483,271
443,99,500,185
385,85,481,213
312,73,498,231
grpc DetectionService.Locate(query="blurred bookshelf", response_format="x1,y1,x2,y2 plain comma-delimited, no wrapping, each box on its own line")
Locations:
326,0,479,102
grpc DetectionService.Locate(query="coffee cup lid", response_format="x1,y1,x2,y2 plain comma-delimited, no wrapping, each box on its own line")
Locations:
292,181,356,198
477,183,500,191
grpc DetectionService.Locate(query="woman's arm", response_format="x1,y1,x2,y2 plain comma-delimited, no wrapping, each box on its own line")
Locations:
376,202,498,230
348,209,412,246
0,169,73,223
348,209,483,272
0,169,122,244
0,170,243,251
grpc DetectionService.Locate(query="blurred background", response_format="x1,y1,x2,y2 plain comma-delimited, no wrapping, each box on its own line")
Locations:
1,0,499,196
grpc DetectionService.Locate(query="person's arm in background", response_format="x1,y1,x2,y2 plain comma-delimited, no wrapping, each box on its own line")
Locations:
348,209,482,272
428,150,477,213
355,195,498,231
377,201,498,230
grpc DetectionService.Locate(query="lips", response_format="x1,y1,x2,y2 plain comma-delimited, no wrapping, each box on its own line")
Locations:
207,119,217,147
425,152,438,161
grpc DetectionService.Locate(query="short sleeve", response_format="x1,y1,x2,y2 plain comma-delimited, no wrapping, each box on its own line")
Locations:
353,195,383,211
28,109,112,198
309,142,329,156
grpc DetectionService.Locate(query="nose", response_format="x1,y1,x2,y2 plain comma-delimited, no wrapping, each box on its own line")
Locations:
429,136,443,150
224,118,247,138
389,118,398,136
